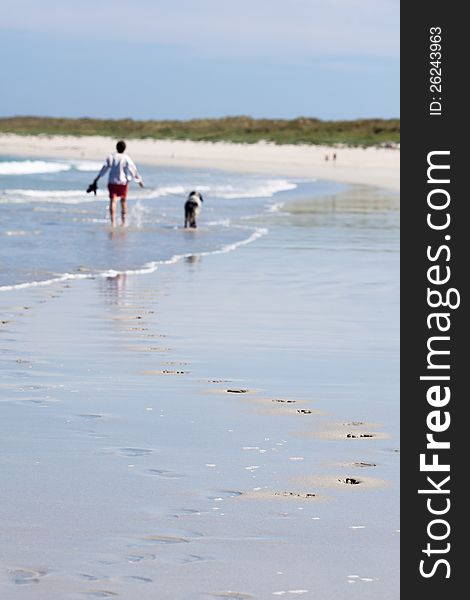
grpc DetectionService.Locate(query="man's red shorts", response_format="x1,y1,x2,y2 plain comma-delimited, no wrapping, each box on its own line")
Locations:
108,183,128,199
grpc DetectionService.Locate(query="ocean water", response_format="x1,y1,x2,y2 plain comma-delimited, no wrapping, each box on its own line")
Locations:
0,155,328,289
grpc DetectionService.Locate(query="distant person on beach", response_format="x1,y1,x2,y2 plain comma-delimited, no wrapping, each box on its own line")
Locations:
89,140,144,226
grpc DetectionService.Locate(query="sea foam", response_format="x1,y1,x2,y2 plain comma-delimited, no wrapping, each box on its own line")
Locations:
0,160,71,175
1,179,297,205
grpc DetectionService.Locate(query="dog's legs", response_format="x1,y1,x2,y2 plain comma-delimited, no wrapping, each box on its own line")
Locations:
185,204,199,228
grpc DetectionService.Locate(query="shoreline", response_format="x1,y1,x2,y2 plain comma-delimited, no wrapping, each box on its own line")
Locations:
0,180,397,294
0,133,400,192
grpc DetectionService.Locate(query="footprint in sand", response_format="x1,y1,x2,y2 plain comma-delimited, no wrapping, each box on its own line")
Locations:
242,489,323,502
88,432,108,439
77,573,104,581
116,448,153,457
272,590,309,596
24,398,55,407
175,554,213,564
76,414,103,421
141,535,190,545
170,508,204,518
209,593,254,600
296,474,384,490
9,568,48,585
144,469,183,479
163,361,190,366
338,477,362,485
128,345,173,353
309,423,388,442
141,369,189,375
125,554,157,563
208,490,243,500
274,491,316,499
123,576,152,583
82,591,118,598
161,370,189,375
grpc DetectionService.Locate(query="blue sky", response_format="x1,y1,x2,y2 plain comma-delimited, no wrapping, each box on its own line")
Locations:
0,0,399,120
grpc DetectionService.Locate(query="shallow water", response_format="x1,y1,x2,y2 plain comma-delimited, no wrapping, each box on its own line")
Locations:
0,156,332,288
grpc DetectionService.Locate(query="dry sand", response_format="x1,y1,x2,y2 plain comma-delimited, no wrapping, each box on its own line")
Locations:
0,133,399,192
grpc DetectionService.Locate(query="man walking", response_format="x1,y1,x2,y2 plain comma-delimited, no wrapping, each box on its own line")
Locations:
92,140,144,226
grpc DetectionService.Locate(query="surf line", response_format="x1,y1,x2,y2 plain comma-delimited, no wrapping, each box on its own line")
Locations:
417,150,460,580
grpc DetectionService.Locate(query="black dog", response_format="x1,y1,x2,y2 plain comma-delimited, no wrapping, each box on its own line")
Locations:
184,191,203,228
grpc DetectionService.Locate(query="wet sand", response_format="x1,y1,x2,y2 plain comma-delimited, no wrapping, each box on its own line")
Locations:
0,179,399,598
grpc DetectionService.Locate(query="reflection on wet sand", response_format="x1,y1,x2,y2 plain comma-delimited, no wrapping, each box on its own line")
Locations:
185,254,201,265
286,184,399,215
102,274,128,306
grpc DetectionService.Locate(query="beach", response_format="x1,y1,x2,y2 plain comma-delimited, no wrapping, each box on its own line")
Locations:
0,138,399,599
0,134,400,191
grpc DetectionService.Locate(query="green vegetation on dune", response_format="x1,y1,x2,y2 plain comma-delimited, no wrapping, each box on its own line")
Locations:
0,116,400,147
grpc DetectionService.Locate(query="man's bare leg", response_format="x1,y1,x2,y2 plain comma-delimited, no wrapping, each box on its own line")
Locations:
120,198,127,226
109,197,117,227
